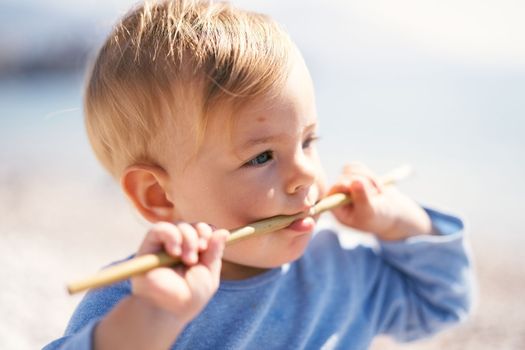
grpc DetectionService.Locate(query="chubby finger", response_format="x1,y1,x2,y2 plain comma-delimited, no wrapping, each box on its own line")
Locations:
341,163,382,192
200,230,228,276
195,222,213,251
182,230,228,298
349,179,372,207
137,222,182,256
327,181,350,196
329,172,373,194
177,222,200,265
329,178,372,204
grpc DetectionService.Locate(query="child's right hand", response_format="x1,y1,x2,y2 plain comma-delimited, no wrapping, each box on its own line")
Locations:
131,222,228,325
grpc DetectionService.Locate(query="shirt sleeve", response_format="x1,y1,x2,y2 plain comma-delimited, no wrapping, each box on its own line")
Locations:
367,207,475,342
42,318,98,350
42,280,131,350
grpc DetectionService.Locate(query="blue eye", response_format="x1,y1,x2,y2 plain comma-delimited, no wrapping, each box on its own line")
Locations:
245,150,273,167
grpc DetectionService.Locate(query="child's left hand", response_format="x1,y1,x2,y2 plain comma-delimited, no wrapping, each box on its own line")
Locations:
328,163,433,241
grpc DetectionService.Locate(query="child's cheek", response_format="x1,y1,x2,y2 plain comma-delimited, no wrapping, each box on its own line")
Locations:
315,164,328,199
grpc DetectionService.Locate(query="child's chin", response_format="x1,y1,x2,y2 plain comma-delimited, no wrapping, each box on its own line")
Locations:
270,240,311,266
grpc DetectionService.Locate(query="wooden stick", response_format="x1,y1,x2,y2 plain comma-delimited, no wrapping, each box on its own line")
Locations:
66,165,413,294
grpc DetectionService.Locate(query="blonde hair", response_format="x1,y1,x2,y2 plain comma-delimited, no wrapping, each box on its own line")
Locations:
85,0,294,178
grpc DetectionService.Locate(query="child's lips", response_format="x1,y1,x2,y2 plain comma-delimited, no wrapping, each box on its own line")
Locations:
282,198,320,233
286,216,316,233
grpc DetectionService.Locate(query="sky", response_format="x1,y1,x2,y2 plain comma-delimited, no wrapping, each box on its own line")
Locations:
2,0,524,72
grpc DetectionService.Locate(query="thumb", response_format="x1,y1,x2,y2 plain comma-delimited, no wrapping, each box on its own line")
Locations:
350,180,371,207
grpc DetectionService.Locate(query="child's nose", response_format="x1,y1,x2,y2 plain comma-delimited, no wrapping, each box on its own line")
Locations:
284,151,316,195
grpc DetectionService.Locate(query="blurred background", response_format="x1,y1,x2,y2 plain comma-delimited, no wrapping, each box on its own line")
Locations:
0,0,524,349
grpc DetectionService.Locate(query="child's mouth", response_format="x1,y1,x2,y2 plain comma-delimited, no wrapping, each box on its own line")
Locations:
286,216,316,233
283,197,322,233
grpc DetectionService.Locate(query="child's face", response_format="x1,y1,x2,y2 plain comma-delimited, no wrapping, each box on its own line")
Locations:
164,56,326,274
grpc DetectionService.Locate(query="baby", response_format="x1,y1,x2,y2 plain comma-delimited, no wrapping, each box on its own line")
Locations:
45,1,473,349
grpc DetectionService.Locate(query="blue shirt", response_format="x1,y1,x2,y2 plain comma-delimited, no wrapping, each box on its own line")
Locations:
44,208,474,350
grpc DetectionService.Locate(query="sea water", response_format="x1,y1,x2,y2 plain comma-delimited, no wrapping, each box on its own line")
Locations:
1,67,524,236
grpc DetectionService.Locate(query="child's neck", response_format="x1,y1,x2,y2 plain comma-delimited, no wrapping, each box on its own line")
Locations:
220,259,270,280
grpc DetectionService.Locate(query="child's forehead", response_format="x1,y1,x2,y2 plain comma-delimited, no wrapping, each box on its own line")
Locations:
211,94,316,147
162,53,315,163
212,61,315,133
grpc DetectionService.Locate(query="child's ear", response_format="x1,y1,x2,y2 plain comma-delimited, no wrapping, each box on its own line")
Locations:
120,165,177,223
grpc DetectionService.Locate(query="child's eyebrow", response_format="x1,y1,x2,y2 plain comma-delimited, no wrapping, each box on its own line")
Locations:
240,134,285,149
239,122,317,150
